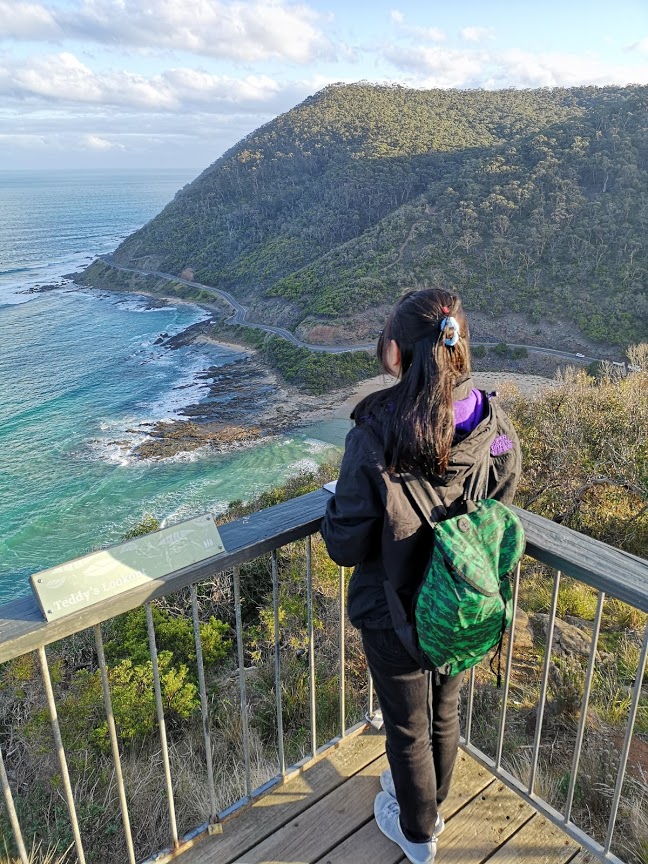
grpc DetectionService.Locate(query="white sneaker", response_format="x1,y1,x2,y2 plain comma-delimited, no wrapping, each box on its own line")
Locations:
379,770,445,836
374,791,437,864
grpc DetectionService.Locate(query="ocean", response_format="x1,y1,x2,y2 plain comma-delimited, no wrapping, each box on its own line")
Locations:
0,170,340,602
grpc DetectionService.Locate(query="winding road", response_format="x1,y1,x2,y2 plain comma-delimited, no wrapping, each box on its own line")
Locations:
99,256,600,364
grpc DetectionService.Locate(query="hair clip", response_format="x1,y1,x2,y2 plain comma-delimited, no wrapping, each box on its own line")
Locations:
440,316,460,347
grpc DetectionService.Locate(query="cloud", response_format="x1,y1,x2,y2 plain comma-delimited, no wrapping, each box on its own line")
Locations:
0,132,49,149
383,44,648,88
460,26,495,44
0,1,61,40
83,133,125,150
0,51,298,111
163,69,282,104
383,45,486,88
417,27,446,43
7,52,177,108
494,49,648,88
0,0,331,64
627,37,648,54
388,11,445,43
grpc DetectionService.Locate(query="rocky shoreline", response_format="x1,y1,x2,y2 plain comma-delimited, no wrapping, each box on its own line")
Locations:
130,326,558,461
114,326,361,460
56,277,559,461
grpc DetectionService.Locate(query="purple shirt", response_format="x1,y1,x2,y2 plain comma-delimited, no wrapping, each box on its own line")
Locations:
453,388,485,436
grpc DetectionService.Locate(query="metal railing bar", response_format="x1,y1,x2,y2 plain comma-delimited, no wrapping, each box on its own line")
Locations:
232,565,251,797
37,645,86,864
0,493,332,667
3,498,648,667
93,624,136,864
3,497,648,669
306,536,317,758
0,742,29,864
338,566,346,738
495,562,521,769
564,590,605,824
603,619,648,856
189,585,218,824
271,550,285,775
145,603,179,847
462,741,626,864
464,666,476,746
368,669,374,719
512,505,648,613
529,569,561,795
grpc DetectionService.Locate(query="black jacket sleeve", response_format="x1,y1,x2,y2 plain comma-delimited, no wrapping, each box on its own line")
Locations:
320,426,384,567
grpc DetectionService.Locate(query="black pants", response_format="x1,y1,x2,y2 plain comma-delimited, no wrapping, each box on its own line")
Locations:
362,627,465,843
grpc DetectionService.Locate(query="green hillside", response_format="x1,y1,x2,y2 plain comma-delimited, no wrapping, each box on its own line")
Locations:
108,83,648,345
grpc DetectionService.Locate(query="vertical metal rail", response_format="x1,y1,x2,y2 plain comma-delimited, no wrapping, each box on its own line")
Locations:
495,563,521,769
603,620,648,856
339,565,346,738
464,666,476,746
564,591,605,823
233,566,251,796
189,585,218,823
306,536,317,758
0,742,28,864
271,551,286,775
37,646,87,864
528,570,561,795
368,670,374,718
94,624,136,864
146,604,179,847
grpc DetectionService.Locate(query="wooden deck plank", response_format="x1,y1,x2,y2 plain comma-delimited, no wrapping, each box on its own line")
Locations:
231,753,390,863
486,814,579,864
181,732,386,864
427,779,535,863
178,735,585,864
313,750,495,864
568,854,598,864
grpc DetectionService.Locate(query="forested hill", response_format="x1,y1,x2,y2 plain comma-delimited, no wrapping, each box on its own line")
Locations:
108,84,648,345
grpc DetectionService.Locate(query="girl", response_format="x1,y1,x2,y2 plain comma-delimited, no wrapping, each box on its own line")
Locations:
321,288,520,864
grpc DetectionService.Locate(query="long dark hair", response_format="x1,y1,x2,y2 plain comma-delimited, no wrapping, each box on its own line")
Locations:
357,288,471,476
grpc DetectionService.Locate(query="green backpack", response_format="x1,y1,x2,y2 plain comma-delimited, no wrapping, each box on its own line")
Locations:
413,498,525,678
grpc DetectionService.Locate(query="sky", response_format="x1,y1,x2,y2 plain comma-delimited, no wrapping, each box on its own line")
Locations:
2,0,648,172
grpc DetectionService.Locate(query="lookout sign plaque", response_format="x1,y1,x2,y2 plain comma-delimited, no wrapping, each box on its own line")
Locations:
31,514,225,622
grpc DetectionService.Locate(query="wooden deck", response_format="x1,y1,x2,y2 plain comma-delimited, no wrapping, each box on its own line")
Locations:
179,729,588,864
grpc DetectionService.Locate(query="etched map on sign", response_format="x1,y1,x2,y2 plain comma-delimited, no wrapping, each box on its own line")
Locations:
31,514,225,622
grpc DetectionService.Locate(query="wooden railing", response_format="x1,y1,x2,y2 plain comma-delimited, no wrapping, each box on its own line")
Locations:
0,490,646,864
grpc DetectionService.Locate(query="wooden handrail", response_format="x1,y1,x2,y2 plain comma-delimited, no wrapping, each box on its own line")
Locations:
0,490,646,665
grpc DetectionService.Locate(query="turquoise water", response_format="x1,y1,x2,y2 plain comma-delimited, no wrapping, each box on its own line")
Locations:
0,171,340,601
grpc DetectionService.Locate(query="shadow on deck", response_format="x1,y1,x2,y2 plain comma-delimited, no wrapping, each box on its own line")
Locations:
179,729,590,864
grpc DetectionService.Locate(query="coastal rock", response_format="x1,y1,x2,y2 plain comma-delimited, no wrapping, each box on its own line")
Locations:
134,420,262,460
164,318,219,348
24,281,68,294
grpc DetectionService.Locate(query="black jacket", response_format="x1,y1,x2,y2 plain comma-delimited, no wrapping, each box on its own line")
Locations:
320,378,521,630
